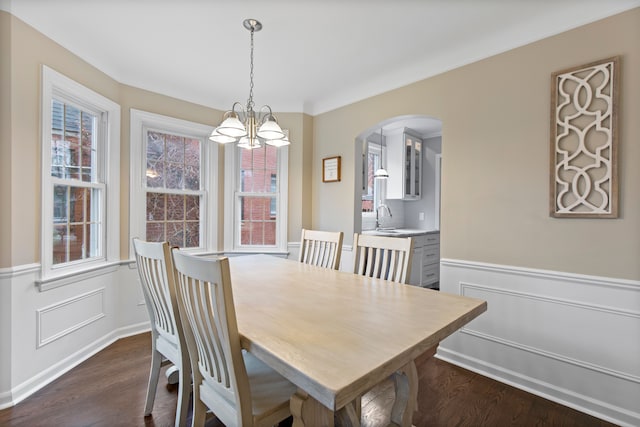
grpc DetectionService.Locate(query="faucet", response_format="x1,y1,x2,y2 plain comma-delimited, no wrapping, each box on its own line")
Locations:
375,203,392,230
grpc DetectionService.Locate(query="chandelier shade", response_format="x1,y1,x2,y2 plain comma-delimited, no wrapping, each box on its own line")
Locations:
209,19,289,149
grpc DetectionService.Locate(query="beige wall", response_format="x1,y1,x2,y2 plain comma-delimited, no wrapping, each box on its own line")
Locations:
0,11,308,267
1,11,120,266
3,8,638,279
0,12,12,265
313,8,640,280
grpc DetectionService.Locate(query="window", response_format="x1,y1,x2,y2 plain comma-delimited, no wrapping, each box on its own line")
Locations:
224,144,288,252
362,141,386,213
40,66,120,283
130,110,216,253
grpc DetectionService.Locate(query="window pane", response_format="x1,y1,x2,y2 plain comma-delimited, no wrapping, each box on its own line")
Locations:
80,112,95,182
166,162,184,189
69,187,85,223
146,131,164,188
250,222,264,245
167,222,184,248
53,185,68,223
185,195,199,221
68,223,84,262
184,138,200,190
146,192,165,221
146,222,164,242
166,134,184,163
52,224,67,264
167,194,184,221
185,221,199,247
185,138,199,165
65,105,81,180
264,221,276,245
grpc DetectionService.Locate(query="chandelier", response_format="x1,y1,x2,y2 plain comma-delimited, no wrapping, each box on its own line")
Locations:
209,19,289,149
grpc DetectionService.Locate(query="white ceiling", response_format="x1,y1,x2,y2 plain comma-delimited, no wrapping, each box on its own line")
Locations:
2,0,639,116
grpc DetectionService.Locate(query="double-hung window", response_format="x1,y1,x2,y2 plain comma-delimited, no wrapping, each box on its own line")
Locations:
40,66,120,285
362,140,386,213
130,110,216,252
224,144,288,252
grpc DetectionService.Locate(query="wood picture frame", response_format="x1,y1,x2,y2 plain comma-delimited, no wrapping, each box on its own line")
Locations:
549,56,620,218
322,156,341,183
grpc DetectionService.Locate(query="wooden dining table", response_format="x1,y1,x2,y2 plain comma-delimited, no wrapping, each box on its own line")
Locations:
227,254,487,427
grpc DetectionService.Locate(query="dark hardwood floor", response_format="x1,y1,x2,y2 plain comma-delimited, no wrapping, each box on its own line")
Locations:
0,333,616,427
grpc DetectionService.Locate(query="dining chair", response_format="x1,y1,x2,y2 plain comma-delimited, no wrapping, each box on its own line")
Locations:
298,228,344,270
171,250,297,427
350,233,416,423
132,238,190,427
352,233,414,283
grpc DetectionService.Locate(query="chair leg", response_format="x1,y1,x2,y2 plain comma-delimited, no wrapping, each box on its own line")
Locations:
192,396,207,427
174,358,191,427
144,349,163,416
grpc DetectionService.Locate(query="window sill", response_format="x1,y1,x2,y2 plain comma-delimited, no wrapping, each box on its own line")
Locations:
37,261,121,292
223,250,289,259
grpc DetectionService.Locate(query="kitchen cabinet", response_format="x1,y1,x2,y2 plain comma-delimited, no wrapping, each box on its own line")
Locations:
387,129,422,200
409,231,440,288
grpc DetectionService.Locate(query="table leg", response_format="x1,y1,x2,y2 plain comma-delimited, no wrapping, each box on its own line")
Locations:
291,389,335,427
389,360,418,427
336,402,360,427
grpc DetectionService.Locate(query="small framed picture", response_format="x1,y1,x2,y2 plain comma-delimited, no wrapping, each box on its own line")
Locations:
322,156,341,183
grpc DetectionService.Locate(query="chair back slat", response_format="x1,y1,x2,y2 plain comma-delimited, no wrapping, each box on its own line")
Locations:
298,229,344,270
172,251,253,422
352,233,414,284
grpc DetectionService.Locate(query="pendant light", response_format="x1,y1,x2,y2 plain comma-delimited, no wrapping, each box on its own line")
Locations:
209,19,290,149
374,128,389,179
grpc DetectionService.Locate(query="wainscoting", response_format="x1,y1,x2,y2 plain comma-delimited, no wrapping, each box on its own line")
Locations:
439,259,640,427
3,251,638,427
0,262,150,409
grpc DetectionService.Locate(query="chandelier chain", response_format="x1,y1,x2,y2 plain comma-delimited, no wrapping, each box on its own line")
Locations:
247,27,255,111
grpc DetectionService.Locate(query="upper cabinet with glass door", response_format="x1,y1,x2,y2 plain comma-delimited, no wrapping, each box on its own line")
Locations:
387,128,422,200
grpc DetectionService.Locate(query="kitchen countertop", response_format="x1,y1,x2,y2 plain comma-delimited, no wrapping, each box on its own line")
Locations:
362,228,439,237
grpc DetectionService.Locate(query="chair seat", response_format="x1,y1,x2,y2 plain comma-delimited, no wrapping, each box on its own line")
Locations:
199,350,296,426
243,351,297,418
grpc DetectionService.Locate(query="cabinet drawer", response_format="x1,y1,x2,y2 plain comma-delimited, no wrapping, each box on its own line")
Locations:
422,245,439,265
422,264,440,286
423,233,440,246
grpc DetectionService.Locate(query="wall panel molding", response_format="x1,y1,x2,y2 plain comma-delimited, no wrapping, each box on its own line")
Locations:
439,259,640,427
36,288,106,348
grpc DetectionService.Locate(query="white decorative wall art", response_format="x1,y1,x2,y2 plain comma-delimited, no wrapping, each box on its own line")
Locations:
550,57,619,218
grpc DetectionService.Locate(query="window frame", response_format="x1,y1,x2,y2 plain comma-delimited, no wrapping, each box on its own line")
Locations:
40,66,120,285
223,144,288,253
129,109,217,255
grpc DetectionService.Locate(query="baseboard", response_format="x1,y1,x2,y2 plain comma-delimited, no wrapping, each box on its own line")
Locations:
0,321,150,410
436,347,640,427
